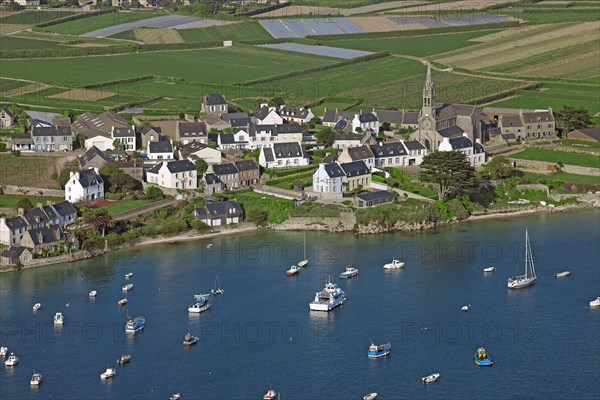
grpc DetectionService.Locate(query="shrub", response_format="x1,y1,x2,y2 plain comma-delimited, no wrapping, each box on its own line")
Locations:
15,198,33,210
145,186,165,200
0,143,6,152
445,199,470,220
246,210,268,226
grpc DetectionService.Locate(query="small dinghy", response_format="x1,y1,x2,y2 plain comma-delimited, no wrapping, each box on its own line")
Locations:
100,367,116,379
474,347,493,366
483,266,495,273
116,354,131,365
89,290,97,298
32,303,41,311
461,305,470,312
0,347,7,357
183,333,199,346
422,373,440,384
590,297,600,307
263,388,278,400
30,372,42,386
554,271,571,278
125,272,133,279
117,298,128,306
363,393,377,400
170,393,181,400
122,283,133,291
286,265,300,276
54,312,63,325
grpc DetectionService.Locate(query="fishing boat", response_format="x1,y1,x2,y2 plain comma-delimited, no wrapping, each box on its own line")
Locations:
554,271,571,278
116,354,131,365
474,347,493,366
183,333,199,346
30,372,42,386
122,283,134,292
363,393,377,400
263,387,278,400
32,303,41,311
461,305,470,312
125,315,145,334
590,297,600,307
125,272,133,279
54,312,63,325
383,259,404,269
117,298,128,306
0,347,7,357
286,265,300,276
508,230,537,289
422,373,440,384
211,275,224,295
188,294,211,313
4,353,18,366
100,367,116,379
89,290,97,298
170,393,181,400
298,232,308,267
368,342,391,358
309,278,346,312
483,266,495,273
340,265,359,279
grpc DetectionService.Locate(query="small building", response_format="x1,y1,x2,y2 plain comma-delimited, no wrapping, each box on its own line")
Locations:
211,163,240,191
79,146,112,170
10,133,33,151
340,160,371,192
201,93,228,117
235,159,260,187
278,106,314,124
199,114,231,132
178,141,222,164
140,126,162,149
0,246,34,266
193,200,244,227
147,140,174,162
0,108,14,128
338,144,375,171
146,160,198,190
438,134,486,167
333,133,368,150
31,126,73,152
254,104,284,125
259,142,309,169
65,167,105,203
352,112,379,133
355,191,395,207
313,162,346,194
84,132,113,152
566,127,600,143
20,226,66,255
176,122,207,145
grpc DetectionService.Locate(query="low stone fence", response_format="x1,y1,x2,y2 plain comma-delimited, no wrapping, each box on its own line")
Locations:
271,215,355,232
517,184,549,196
254,184,304,200
1,185,64,197
0,250,94,272
510,159,600,176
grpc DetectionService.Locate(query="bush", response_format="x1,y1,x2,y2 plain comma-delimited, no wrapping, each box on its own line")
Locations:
145,186,165,200
0,143,6,152
246,210,268,226
445,199,470,220
15,198,34,210
190,220,211,232
10,150,20,157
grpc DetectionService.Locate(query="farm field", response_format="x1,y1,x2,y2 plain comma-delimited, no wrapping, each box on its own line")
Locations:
0,10,77,25
495,9,600,23
0,36,63,51
0,195,64,208
0,46,336,86
0,155,60,189
44,11,165,35
0,78,29,93
134,28,184,44
511,148,600,168
322,30,497,57
179,21,272,43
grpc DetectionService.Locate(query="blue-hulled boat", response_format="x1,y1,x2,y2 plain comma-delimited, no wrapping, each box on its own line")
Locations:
368,342,391,358
474,347,493,366
125,316,145,334
188,294,212,313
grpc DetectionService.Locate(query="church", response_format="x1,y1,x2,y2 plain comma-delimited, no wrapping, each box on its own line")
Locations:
411,64,480,151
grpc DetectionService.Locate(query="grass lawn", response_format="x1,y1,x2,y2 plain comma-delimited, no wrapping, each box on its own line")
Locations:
520,171,600,185
0,155,60,189
179,21,272,43
101,199,151,215
44,11,165,35
231,191,294,224
511,148,600,168
0,46,336,86
0,195,64,208
323,30,496,57
0,10,77,24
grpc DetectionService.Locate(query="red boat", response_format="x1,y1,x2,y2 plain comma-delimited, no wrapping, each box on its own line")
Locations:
117,299,128,306
263,388,278,400
285,265,300,276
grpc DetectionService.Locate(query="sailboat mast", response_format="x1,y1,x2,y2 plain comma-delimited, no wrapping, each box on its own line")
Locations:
525,230,529,279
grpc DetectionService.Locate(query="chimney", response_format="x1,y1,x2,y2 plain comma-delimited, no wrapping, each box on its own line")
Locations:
37,203,43,209
47,201,53,206
75,172,80,181
18,208,24,216
93,167,99,175
260,103,268,109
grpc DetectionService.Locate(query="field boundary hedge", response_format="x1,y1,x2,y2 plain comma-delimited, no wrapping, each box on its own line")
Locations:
35,9,115,28
83,75,155,89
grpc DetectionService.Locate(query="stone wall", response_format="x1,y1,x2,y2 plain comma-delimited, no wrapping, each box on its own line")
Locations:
1,185,65,197
510,158,600,176
0,250,94,272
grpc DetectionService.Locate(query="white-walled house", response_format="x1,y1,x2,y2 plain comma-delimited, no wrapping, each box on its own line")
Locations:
313,162,345,194
352,112,379,133
278,106,314,124
111,126,136,151
146,160,198,190
147,140,174,161
178,142,222,164
254,105,284,125
259,142,309,169
65,168,105,203
85,132,113,152
370,140,427,168
338,145,375,171
438,134,486,166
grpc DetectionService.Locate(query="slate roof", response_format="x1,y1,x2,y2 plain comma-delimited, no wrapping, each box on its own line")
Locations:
79,146,113,168
1,246,27,259
262,148,274,162
323,163,345,178
178,122,206,137
229,117,251,127
474,142,485,154
501,116,523,127
112,127,135,137
340,160,369,177
279,106,311,119
3,201,76,231
358,113,378,123
165,160,195,173
272,142,305,159
448,136,473,150
333,119,349,132
357,190,394,202
204,173,220,185
249,124,276,137
255,105,272,121
345,145,374,161
334,134,363,141
195,200,243,219
322,109,355,123
31,126,58,137
403,112,419,125
370,142,407,157
11,133,33,145
276,124,302,134
1,108,14,117
403,140,426,151
374,110,403,124
574,128,600,141
77,168,104,188
235,159,258,171
522,110,554,123
205,93,226,106
25,226,65,245
437,125,465,138
73,111,129,133
219,134,235,144
213,163,239,176
141,126,161,135
221,112,249,121
178,141,215,159
148,141,173,154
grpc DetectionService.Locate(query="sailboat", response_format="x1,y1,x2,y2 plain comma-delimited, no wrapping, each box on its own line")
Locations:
508,229,537,289
211,275,224,295
298,232,308,267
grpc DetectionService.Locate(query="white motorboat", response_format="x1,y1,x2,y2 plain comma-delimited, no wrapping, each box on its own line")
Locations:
422,373,440,384
340,265,359,279
183,333,199,346
554,271,571,278
508,230,537,289
4,353,19,366
170,393,181,400
483,266,495,273
363,393,377,400
383,259,404,269
32,303,41,311
309,278,346,312
117,298,128,306
188,294,212,313
122,283,133,292
30,373,42,385
125,272,133,279
0,347,7,357
206,243,214,249
89,290,97,298
100,367,116,379
286,265,300,276
54,312,63,325
590,297,600,307
263,388,278,400
461,305,470,312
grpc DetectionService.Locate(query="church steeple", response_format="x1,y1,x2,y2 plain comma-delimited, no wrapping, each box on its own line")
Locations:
422,63,435,116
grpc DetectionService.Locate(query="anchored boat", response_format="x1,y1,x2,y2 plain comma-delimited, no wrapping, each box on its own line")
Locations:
422,373,440,384
508,230,537,289
183,333,199,346
30,372,42,386
474,347,493,366
100,367,116,379
125,315,145,334
340,265,359,279
32,303,41,311
122,283,134,292
116,354,131,365
4,353,18,366
54,312,63,325
188,294,211,313
368,342,391,358
383,259,404,269
286,265,300,276
309,278,346,312
554,271,571,278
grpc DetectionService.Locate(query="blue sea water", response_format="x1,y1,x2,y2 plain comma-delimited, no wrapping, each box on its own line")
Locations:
1,210,599,399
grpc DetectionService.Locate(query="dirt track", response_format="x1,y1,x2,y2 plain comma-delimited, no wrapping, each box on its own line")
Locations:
252,1,424,17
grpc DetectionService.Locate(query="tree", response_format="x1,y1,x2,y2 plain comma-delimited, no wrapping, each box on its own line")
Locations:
145,186,165,200
113,139,124,151
316,127,335,147
194,159,208,175
16,198,33,210
483,155,513,179
269,96,285,107
380,122,391,132
556,160,564,173
81,208,115,237
420,151,476,201
554,106,592,134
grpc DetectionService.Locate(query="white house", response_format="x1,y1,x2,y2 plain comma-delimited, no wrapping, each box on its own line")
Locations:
146,160,198,190
259,142,309,169
332,133,367,150
254,104,284,125
249,125,277,149
438,134,486,167
111,126,136,151
369,140,427,168
352,112,379,133
313,162,346,194
275,124,303,144
278,106,314,124
65,168,104,203
193,200,244,227
178,142,222,164
85,133,113,152
147,140,174,162
338,144,375,171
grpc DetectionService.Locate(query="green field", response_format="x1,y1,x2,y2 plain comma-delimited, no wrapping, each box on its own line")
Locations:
0,36,62,51
520,171,600,186
488,82,600,117
232,190,294,224
0,155,59,189
101,199,151,215
0,78,29,93
322,30,496,57
44,11,165,35
496,9,600,23
511,148,600,168
0,195,64,208
178,21,272,43
0,46,335,86
0,10,77,24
